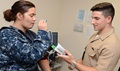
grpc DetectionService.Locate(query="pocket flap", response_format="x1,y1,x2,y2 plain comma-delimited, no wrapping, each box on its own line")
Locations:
88,47,96,57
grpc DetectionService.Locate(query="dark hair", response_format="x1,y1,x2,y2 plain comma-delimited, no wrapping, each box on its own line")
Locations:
3,0,35,22
90,2,115,21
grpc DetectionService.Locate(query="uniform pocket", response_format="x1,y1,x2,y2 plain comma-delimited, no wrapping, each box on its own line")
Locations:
88,47,96,57
87,46,97,66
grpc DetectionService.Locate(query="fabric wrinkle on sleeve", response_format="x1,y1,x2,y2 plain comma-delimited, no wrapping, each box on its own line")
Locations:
95,44,115,71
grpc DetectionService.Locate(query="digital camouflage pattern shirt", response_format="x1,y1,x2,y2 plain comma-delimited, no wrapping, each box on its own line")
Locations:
0,26,51,71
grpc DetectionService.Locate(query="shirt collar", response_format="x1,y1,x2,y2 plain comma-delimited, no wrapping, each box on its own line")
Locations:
97,27,114,41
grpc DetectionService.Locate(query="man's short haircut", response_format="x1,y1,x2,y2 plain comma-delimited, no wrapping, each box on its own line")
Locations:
90,2,115,21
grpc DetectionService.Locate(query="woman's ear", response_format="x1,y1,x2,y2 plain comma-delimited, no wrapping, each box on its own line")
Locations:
16,12,23,20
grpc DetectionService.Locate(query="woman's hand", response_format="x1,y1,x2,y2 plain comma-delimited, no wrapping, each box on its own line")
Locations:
38,19,48,31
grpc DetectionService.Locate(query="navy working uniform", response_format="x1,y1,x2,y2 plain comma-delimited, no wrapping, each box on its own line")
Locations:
0,26,51,71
